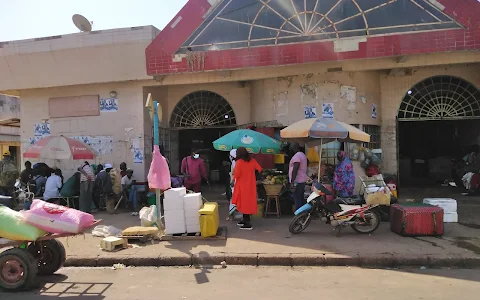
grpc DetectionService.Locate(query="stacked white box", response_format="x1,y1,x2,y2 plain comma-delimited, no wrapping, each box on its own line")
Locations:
183,193,203,233
164,187,187,234
423,198,458,223
443,213,458,223
164,188,186,211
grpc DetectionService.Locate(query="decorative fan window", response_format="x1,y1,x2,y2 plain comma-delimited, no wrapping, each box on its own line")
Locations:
398,76,480,121
170,91,236,128
178,0,461,53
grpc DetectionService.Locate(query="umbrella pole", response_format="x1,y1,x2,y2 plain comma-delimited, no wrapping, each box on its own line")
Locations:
153,101,164,227
317,138,323,182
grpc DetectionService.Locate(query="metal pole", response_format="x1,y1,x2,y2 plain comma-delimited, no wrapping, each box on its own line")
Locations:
317,138,323,182
153,101,159,146
153,101,163,225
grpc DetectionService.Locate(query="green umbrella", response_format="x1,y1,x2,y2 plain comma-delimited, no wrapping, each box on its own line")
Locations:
213,129,281,154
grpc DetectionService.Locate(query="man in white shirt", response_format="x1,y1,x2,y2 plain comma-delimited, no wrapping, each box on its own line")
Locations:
121,169,138,216
43,169,63,202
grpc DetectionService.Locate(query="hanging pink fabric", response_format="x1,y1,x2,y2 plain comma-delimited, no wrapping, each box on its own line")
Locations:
148,145,171,190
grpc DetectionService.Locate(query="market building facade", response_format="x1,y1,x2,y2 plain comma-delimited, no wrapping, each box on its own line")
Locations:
144,0,480,187
1,0,479,190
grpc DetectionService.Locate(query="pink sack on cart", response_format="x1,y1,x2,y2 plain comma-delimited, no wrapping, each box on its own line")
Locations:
21,200,95,234
148,145,171,190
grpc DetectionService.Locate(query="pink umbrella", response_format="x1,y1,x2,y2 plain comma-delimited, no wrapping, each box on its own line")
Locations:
23,136,95,160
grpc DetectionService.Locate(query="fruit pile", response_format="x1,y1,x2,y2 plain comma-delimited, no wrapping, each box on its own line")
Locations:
262,174,288,185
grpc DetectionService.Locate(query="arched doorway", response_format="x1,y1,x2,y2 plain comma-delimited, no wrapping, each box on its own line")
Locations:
397,76,480,186
169,91,236,184
170,91,236,128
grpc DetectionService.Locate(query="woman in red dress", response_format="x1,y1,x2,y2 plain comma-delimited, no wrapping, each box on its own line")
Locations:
231,147,262,230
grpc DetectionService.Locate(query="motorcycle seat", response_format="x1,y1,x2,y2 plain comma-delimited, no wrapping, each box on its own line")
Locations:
334,196,365,206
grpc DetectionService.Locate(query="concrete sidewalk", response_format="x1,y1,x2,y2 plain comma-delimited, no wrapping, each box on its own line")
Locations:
60,202,480,268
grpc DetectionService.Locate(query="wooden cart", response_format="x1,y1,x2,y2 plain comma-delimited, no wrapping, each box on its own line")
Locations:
0,220,101,292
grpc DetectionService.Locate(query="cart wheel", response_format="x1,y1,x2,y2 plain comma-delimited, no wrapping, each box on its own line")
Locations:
0,248,38,292
28,239,66,276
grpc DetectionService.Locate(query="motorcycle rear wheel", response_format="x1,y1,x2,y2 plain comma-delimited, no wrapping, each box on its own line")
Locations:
351,211,380,234
289,212,312,234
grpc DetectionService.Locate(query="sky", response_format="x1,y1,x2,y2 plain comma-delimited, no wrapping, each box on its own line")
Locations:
0,0,189,42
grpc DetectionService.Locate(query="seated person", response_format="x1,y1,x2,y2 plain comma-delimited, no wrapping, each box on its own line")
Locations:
121,169,138,216
32,169,47,197
43,169,63,202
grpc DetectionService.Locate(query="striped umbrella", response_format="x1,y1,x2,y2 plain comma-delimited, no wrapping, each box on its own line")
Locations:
280,118,370,180
23,136,95,160
280,118,370,145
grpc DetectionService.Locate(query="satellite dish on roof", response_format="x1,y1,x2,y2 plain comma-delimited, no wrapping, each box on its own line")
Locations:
72,14,92,32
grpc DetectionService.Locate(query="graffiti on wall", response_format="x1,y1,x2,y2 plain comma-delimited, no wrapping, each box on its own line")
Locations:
0,95,20,118
274,91,288,117
300,83,318,105
340,85,357,112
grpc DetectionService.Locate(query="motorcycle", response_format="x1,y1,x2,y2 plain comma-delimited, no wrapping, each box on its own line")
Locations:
289,182,381,235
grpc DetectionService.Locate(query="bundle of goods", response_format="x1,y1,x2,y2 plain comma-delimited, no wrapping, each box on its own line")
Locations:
21,199,95,234
360,175,392,206
360,149,381,177
423,198,458,223
109,168,122,195
390,203,444,236
0,206,47,241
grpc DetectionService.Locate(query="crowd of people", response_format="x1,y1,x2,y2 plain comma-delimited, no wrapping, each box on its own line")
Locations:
0,141,357,229
224,143,355,231
14,160,140,215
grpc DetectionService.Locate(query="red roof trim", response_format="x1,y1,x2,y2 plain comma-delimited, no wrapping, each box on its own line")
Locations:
145,0,213,64
146,0,480,76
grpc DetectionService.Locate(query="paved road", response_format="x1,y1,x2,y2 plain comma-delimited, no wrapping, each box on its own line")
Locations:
2,267,479,300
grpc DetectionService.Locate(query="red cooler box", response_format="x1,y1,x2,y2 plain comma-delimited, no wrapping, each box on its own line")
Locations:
390,204,444,236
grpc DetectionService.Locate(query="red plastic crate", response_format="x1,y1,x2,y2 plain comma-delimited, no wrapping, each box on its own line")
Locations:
390,204,444,236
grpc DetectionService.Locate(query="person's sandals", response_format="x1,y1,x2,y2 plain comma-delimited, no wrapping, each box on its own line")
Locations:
240,224,253,230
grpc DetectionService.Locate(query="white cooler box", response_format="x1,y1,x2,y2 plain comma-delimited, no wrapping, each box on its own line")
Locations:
423,198,458,223
164,210,186,235
423,198,457,213
164,187,187,211
183,193,202,233
443,213,459,223
183,193,203,210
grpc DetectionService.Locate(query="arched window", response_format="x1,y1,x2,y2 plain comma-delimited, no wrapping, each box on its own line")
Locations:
170,91,236,128
398,76,480,121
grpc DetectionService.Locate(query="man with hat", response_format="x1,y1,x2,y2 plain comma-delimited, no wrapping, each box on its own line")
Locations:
0,150,19,196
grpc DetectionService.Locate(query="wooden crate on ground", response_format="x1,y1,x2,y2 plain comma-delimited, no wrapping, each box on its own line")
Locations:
160,226,227,241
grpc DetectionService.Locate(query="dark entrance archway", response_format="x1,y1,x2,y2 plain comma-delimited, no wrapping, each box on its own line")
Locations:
169,91,237,188
397,76,480,186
